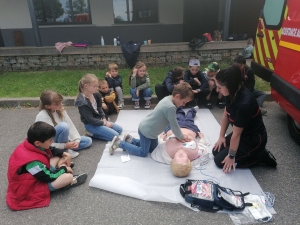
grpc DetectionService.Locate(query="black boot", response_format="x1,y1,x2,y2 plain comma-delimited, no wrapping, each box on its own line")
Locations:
257,149,277,167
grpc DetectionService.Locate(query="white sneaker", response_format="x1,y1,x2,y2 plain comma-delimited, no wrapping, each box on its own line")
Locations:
67,149,80,159
134,101,140,109
260,107,267,115
118,101,124,109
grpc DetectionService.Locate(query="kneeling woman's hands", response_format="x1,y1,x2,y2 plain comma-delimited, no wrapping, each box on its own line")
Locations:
213,136,226,152
221,156,236,174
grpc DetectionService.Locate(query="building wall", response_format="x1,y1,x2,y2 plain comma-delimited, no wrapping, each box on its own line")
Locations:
0,0,184,47
0,0,32,29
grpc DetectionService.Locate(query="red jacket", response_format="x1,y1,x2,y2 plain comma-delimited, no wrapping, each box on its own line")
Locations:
6,139,53,210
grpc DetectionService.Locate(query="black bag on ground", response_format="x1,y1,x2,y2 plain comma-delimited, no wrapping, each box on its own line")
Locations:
180,180,252,212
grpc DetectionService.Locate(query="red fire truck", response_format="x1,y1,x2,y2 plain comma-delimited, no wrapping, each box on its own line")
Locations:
251,0,300,145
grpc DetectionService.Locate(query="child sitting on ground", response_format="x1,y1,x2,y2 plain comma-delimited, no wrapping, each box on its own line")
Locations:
203,62,225,109
6,121,88,211
109,82,193,157
105,63,124,109
35,90,92,159
155,67,185,102
99,79,119,119
129,61,153,109
184,59,210,107
75,74,123,141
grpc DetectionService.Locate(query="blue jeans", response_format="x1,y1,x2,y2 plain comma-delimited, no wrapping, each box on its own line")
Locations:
119,129,158,157
54,122,92,150
252,90,266,107
130,87,153,101
85,123,123,141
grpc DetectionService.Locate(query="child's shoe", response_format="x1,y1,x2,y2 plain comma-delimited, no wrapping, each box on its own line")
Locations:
84,129,93,137
66,149,80,159
134,101,140,109
63,173,88,190
123,133,133,143
118,101,124,109
204,99,213,109
216,98,225,109
109,136,121,155
144,100,151,109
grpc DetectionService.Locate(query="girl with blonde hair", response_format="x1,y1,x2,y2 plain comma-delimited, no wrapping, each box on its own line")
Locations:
75,74,122,141
35,90,92,158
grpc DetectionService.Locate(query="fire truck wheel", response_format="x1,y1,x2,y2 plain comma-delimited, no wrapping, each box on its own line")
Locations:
287,114,300,146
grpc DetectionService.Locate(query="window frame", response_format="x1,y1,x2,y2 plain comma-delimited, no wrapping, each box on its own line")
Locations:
262,0,286,30
34,0,92,26
113,0,159,24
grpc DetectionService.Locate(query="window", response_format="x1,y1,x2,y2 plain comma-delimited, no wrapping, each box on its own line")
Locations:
33,0,91,25
113,0,158,24
263,0,286,29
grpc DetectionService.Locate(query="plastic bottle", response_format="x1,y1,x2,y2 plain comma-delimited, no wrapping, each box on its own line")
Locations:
113,38,117,46
116,36,120,46
101,36,105,46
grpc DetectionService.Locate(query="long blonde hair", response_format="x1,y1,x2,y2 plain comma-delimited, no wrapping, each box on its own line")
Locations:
128,61,146,85
39,90,64,126
77,73,99,95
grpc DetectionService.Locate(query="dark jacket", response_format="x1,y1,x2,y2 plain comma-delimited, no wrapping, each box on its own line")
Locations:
243,65,255,92
162,71,183,93
74,92,106,126
105,75,123,89
184,70,208,92
121,41,143,68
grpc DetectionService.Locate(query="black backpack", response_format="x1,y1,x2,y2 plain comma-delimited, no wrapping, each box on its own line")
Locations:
188,37,207,51
180,180,252,212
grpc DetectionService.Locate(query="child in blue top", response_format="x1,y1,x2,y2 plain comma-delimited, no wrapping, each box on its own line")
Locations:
105,63,124,109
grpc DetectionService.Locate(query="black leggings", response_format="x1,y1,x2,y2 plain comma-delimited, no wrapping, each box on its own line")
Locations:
212,131,267,168
155,84,171,102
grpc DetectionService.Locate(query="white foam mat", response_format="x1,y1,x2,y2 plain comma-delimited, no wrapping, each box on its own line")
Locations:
89,109,275,213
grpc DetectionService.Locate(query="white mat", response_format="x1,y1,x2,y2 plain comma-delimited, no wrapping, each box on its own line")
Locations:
89,109,275,213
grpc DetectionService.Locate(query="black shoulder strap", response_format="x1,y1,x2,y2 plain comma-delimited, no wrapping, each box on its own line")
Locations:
191,204,220,213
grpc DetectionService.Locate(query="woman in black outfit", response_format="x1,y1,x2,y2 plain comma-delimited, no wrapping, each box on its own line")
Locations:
212,65,277,174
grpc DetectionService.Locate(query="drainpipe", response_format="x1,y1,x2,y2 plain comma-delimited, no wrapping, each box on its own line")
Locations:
222,0,231,41
27,0,42,47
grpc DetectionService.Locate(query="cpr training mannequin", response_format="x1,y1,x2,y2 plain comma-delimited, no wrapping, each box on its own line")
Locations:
151,107,209,177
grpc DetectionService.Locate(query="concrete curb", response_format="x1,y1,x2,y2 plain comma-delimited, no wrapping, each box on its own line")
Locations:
0,92,272,108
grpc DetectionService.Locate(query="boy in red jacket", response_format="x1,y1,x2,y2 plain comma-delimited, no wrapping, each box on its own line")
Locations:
6,121,87,210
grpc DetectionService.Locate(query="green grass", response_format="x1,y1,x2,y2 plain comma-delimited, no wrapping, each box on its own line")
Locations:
0,63,270,98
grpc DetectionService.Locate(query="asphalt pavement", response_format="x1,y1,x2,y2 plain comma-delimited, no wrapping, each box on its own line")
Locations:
0,101,299,225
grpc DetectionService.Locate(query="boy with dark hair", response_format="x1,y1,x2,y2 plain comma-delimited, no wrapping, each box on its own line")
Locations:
109,82,194,157
105,63,124,109
155,66,185,102
6,121,87,211
234,55,267,115
184,59,210,107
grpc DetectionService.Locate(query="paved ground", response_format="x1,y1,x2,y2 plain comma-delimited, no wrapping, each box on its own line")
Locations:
0,101,299,225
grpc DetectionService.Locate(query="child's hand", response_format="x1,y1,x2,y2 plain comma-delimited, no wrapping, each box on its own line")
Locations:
132,68,138,76
102,103,108,110
106,121,113,128
192,90,198,94
66,141,78,150
66,166,73,174
136,89,139,97
106,72,111,78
